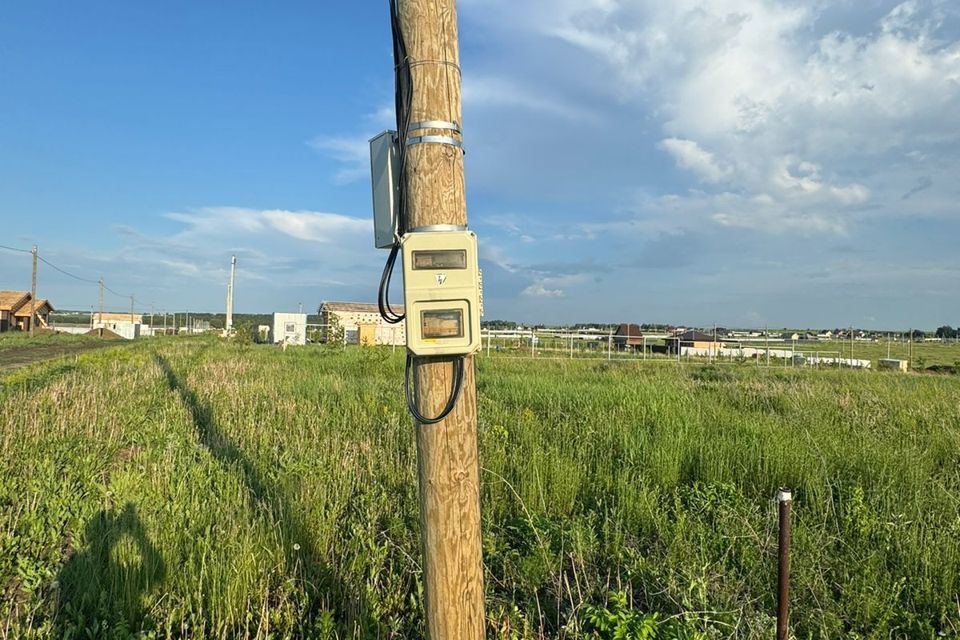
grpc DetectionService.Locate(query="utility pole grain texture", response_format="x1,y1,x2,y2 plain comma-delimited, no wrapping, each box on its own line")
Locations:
398,0,485,637
30,245,37,336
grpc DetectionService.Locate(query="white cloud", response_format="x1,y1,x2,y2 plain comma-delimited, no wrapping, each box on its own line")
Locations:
261,210,370,242
659,138,733,183
458,0,960,235
166,207,370,244
143,207,378,293
522,282,565,298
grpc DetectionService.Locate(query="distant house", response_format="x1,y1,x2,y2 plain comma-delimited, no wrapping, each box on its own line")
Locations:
15,299,53,331
92,311,142,340
0,291,29,332
665,330,723,354
92,312,143,325
318,301,406,346
0,290,54,332
613,323,644,350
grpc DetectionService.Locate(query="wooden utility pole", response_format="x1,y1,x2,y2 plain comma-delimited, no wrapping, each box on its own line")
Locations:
130,295,135,324
397,1,485,636
29,245,37,336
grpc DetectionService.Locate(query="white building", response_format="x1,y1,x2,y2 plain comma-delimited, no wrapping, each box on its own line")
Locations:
92,312,142,340
318,301,406,346
271,312,307,346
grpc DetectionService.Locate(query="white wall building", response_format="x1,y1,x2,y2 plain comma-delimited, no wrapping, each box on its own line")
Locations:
271,312,307,346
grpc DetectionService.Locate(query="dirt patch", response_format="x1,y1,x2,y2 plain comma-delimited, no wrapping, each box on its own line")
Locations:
86,327,123,339
115,444,144,464
61,531,75,562
0,340,127,373
925,364,957,375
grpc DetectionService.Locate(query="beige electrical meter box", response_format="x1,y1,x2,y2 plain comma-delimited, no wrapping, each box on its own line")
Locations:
402,230,483,356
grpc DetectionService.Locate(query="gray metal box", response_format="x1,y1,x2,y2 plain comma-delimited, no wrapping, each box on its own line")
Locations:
369,130,400,248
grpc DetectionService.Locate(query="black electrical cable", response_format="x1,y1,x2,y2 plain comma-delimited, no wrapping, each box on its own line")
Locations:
378,0,414,324
405,354,465,424
378,244,404,324
387,1,467,424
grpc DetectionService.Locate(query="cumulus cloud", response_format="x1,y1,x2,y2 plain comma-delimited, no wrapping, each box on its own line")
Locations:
128,207,377,300
166,207,370,243
260,210,370,242
457,0,960,235
659,138,733,183
522,282,565,298
294,0,960,324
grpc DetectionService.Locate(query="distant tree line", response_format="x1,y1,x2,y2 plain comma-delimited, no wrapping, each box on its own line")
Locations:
935,326,958,339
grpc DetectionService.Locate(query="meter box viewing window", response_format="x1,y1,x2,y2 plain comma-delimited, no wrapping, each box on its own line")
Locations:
402,231,483,356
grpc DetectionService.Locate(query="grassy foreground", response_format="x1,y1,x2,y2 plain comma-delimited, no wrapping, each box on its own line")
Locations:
1,338,958,638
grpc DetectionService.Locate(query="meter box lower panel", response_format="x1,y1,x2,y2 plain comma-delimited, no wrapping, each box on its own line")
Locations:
402,231,482,356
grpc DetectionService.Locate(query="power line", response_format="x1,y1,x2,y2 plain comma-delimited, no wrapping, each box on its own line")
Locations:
102,283,128,299
0,243,31,254
36,255,100,284
3,242,134,301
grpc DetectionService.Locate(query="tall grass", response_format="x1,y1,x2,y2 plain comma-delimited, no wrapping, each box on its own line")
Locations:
1,338,958,638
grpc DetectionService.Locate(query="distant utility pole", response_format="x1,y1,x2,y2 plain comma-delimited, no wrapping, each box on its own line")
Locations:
225,254,236,333
849,325,853,366
150,304,155,330
29,245,37,336
130,295,135,324
765,325,770,367
397,0,485,636
713,323,717,362
98,278,104,327
908,328,913,369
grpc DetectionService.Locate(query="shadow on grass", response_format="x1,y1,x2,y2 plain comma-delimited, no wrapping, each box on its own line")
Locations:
153,353,381,636
55,503,166,637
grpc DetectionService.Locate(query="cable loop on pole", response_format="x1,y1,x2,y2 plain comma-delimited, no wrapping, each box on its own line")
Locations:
405,354,465,424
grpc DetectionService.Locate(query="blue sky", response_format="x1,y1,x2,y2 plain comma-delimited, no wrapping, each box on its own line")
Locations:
1,0,958,329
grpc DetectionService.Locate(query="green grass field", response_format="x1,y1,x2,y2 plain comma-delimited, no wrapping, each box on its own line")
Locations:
1,338,958,638
0,331,99,353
